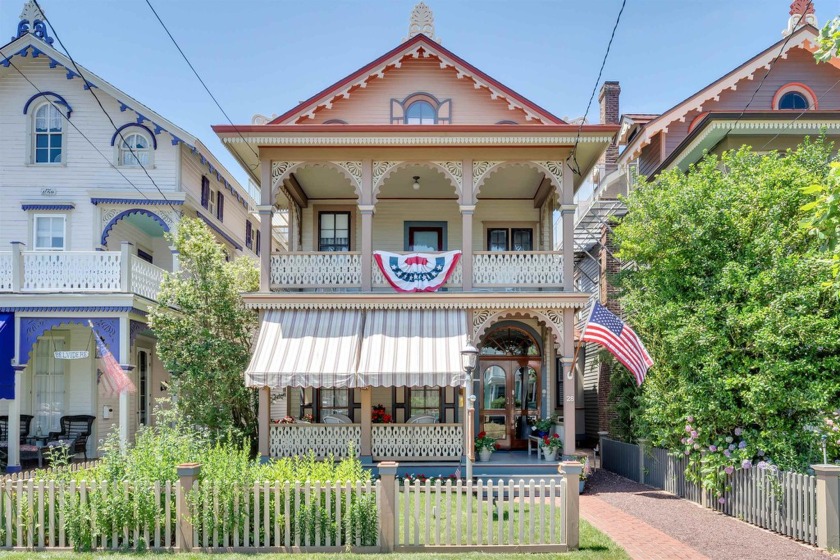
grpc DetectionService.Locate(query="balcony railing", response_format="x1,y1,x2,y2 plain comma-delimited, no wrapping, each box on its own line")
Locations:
269,251,563,292
0,250,166,301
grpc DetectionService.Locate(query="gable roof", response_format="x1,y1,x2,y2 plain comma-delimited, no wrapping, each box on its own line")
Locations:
0,32,254,208
269,33,565,125
619,24,823,162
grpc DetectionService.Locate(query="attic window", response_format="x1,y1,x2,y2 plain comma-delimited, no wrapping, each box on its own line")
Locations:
391,92,451,124
773,83,816,110
406,101,436,124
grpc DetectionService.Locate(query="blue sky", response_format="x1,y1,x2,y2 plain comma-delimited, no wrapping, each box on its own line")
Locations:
2,0,836,189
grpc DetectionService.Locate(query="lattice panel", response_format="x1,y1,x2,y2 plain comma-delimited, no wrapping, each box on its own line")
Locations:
371,424,463,460
371,256,462,288
130,255,165,300
0,253,12,291
473,252,563,288
270,253,362,289
269,424,361,459
22,251,122,292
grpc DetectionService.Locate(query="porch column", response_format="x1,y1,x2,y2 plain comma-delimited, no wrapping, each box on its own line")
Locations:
459,206,474,291
359,206,375,292
360,387,372,463
118,315,131,452
6,365,24,473
169,245,180,273
259,158,273,292
258,385,271,463
561,163,576,291
562,308,576,454
10,241,24,292
120,241,134,293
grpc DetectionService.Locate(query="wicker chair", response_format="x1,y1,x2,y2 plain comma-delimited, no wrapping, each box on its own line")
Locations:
0,415,34,444
48,415,95,460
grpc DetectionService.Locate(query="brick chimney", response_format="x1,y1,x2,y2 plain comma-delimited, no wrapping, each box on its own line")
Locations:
598,81,621,171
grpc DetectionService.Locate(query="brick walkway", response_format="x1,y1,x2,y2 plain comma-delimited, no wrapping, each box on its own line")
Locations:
581,494,710,560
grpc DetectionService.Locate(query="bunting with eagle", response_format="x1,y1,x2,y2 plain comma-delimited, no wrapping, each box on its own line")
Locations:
373,250,462,293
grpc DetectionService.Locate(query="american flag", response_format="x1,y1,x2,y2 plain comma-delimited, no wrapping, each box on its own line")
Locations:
89,321,135,395
581,302,653,386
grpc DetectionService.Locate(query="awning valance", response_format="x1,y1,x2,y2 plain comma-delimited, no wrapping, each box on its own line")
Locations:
246,309,363,389
246,309,468,389
357,309,467,388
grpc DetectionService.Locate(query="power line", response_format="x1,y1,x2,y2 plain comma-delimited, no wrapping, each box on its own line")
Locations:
33,0,179,214
568,0,628,176
757,75,840,151
0,46,156,206
144,0,260,168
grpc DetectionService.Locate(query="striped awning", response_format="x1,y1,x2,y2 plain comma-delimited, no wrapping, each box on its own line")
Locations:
245,309,363,388
357,309,468,388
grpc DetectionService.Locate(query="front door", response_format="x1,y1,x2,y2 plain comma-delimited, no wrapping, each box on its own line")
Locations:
480,359,540,450
137,349,151,426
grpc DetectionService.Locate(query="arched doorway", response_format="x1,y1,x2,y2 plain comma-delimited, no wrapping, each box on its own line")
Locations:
478,324,541,450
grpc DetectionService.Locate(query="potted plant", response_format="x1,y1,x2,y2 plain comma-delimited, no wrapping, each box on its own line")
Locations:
577,454,591,493
532,417,554,437
475,431,498,462
540,433,563,461
372,404,392,423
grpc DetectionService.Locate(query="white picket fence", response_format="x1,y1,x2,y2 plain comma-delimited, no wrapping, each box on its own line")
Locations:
601,437,818,546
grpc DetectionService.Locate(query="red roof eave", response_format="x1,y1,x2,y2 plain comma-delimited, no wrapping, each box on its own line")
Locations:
212,124,620,135
267,34,566,125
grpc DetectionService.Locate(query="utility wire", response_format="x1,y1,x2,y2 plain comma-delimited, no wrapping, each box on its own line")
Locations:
144,0,260,168
568,0,628,176
0,47,155,205
758,75,840,151
33,0,179,214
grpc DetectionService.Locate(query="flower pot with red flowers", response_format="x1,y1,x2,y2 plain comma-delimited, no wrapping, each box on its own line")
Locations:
475,431,498,462
372,404,392,423
540,433,563,461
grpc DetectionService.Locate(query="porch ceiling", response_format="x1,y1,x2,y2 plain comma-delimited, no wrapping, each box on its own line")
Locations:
293,165,357,200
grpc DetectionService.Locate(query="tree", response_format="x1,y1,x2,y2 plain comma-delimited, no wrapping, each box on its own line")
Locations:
614,141,840,471
149,217,259,443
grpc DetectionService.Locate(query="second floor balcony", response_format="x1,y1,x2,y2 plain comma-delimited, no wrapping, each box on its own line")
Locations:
0,244,166,301
269,250,564,292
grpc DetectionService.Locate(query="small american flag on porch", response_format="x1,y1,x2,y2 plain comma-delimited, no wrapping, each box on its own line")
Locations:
89,321,135,395
581,302,653,386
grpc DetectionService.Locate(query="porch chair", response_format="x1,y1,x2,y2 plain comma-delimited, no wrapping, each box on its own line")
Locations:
406,415,436,424
47,415,95,460
323,413,353,424
0,414,34,444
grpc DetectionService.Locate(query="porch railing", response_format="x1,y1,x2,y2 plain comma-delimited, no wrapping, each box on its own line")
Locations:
473,251,563,289
371,423,463,461
269,423,361,459
0,249,166,301
270,251,362,290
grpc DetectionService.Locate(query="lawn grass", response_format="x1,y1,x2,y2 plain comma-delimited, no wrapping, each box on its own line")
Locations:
0,520,628,559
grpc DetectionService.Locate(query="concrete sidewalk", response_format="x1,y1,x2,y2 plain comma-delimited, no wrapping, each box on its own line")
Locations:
582,469,834,560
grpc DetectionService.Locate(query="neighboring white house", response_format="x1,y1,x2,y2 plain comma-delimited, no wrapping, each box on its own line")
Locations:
0,1,259,471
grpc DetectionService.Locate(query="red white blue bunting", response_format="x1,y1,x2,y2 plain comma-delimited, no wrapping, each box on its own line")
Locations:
373,250,462,293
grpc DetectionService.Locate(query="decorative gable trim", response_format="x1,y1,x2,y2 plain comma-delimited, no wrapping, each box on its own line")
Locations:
268,35,564,125
21,203,74,211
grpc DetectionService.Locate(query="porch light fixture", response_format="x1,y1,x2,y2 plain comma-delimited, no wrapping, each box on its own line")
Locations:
412,176,421,190
461,342,478,376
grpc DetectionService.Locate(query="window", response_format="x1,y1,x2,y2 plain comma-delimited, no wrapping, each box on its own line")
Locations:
405,100,436,124
486,227,533,251
409,388,440,420
200,176,211,209
255,229,261,256
319,211,350,251
137,349,150,426
118,132,151,166
33,103,63,163
33,215,66,251
216,191,224,221
773,83,816,111
319,389,351,420
778,91,809,110
33,335,65,434
208,189,216,216
137,248,154,264
245,221,253,250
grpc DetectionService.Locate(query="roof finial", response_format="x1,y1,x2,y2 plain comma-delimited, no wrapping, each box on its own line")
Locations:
405,2,440,43
13,0,53,45
783,0,817,36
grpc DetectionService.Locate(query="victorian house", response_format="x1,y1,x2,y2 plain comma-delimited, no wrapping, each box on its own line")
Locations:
215,3,616,473
573,0,840,439
0,2,259,471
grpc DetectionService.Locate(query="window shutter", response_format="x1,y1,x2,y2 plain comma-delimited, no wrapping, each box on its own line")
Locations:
200,177,209,208
256,229,261,256
217,192,224,221
245,221,253,249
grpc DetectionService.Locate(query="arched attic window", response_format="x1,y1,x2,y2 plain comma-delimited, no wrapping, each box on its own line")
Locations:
23,92,72,164
111,124,157,167
406,100,436,124
773,83,817,110
391,92,451,124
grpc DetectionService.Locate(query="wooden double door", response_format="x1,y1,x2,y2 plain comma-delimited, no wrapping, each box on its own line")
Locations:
479,359,540,450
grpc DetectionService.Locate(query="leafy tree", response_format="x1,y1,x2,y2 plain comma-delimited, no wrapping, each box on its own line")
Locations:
614,140,840,471
148,217,259,443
